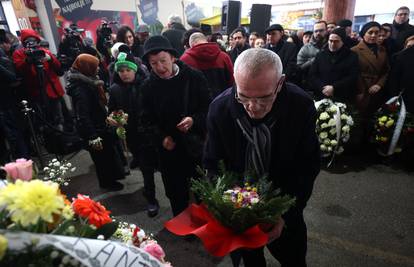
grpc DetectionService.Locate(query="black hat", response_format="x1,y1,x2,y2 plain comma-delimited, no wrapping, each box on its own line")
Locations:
337,19,352,28
265,24,284,34
303,30,313,36
359,21,381,38
401,29,414,45
330,27,347,42
142,35,178,61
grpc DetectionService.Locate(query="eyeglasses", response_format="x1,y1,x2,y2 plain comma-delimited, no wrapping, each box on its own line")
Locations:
235,76,285,106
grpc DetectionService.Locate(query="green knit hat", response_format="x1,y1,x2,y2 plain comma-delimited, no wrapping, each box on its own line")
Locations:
115,52,138,72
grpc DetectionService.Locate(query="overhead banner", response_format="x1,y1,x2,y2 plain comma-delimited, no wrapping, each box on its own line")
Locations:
54,0,93,21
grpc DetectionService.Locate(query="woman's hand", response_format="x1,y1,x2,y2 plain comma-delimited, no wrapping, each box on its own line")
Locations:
368,84,381,94
162,136,176,151
176,117,194,133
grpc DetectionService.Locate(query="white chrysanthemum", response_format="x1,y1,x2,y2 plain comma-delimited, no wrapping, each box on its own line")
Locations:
319,112,330,121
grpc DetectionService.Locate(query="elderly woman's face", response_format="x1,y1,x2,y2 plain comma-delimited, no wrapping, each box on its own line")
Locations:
148,51,175,79
363,26,380,44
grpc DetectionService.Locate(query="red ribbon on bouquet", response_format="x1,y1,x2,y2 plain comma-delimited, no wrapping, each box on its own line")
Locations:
164,204,268,257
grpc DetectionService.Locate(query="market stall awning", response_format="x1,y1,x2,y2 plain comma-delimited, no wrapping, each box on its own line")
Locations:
199,14,249,26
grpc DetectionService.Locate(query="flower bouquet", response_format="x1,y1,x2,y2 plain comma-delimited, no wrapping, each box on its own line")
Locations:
0,159,169,267
108,110,128,139
315,99,354,165
372,96,414,156
165,167,295,257
114,222,172,266
42,158,77,186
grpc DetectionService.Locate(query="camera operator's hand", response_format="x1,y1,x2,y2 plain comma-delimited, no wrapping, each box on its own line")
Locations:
43,53,51,62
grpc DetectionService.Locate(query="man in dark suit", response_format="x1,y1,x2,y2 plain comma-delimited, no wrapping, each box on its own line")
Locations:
265,24,298,82
204,48,320,266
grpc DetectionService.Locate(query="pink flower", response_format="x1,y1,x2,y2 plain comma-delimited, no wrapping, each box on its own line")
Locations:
2,158,33,181
143,241,165,261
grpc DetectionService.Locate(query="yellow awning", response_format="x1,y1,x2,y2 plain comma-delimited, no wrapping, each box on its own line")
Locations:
199,14,249,26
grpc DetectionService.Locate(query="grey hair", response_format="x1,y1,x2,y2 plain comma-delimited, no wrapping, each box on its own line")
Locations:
189,32,207,47
234,48,283,79
168,14,182,24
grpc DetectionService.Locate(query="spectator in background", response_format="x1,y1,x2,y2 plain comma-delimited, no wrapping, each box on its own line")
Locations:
302,30,313,45
249,32,259,48
309,27,359,103
254,36,266,48
297,21,327,74
181,32,234,98
351,22,389,145
208,32,226,51
389,30,414,113
338,19,359,48
286,33,302,54
162,14,187,56
265,24,297,81
66,54,125,191
327,22,337,34
116,25,143,59
391,6,414,50
13,29,65,129
228,27,250,63
136,24,150,45
0,30,29,160
182,28,202,50
403,29,414,49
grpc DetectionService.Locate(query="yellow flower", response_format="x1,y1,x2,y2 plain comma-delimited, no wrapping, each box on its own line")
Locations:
0,235,7,260
62,204,74,220
3,180,65,227
0,182,24,207
385,119,394,128
380,137,388,142
379,122,385,127
379,116,388,123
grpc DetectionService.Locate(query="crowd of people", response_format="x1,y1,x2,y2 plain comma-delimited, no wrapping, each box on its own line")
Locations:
0,6,413,267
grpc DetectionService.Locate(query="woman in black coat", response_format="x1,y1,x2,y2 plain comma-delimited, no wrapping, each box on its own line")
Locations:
67,54,125,191
141,36,210,216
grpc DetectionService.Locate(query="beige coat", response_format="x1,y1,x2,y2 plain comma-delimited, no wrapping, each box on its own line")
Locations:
351,41,389,113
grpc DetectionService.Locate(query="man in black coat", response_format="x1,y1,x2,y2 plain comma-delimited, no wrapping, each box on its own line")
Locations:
391,6,414,50
389,39,414,113
204,48,320,266
265,24,298,82
309,27,359,103
228,27,250,63
142,36,210,216
162,15,186,57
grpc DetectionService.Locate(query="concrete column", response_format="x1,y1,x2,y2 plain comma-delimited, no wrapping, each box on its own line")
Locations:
323,0,356,23
34,0,59,54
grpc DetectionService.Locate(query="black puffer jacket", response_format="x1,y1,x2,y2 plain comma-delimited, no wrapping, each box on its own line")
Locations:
66,69,107,141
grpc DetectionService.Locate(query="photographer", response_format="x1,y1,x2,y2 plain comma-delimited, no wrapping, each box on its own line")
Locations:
0,30,29,160
58,24,85,71
96,21,116,65
12,29,65,128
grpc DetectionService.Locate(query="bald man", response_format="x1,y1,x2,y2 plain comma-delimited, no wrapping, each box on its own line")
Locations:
204,48,320,267
180,32,234,98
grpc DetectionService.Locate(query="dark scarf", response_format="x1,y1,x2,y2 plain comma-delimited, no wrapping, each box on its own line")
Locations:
236,113,277,178
364,40,378,57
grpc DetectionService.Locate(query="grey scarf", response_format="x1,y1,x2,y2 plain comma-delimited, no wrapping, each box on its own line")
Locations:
236,116,276,178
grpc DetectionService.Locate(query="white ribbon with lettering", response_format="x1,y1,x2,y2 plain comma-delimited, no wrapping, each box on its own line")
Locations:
3,231,163,267
382,96,406,156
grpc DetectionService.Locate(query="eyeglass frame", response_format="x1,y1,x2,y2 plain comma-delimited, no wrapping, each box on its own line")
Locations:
234,74,285,106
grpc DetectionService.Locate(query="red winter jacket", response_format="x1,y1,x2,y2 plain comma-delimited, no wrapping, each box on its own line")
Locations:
180,42,234,98
13,47,65,99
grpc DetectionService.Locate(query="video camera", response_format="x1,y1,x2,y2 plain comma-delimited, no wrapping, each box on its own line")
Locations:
99,20,117,48
24,39,46,68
